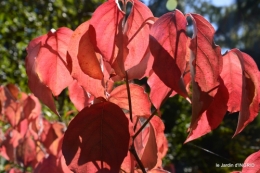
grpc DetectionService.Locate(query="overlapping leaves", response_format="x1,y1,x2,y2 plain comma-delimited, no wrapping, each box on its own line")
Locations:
0,84,71,172
22,0,260,172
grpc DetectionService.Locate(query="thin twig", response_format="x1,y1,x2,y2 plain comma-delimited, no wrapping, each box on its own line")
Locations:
129,144,146,173
187,143,236,164
133,109,157,139
134,116,140,131
125,71,133,122
125,71,146,172
133,89,173,139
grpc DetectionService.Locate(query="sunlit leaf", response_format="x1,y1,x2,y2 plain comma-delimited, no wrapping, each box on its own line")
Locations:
25,36,59,115
67,21,103,80
89,0,124,66
241,150,260,173
109,84,151,116
124,0,154,70
36,27,73,96
68,80,94,111
127,47,154,80
231,49,260,136
188,13,222,97
220,51,242,113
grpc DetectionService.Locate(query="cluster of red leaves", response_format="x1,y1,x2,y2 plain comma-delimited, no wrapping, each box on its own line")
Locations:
19,0,260,172
0,84,71,173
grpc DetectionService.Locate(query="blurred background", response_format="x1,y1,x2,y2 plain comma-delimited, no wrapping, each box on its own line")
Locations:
0,0,260,172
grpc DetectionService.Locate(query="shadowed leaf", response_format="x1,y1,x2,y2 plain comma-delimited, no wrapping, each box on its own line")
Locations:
148,72,176,109
150,10,188,97
185,79,228,142
62,101,131,173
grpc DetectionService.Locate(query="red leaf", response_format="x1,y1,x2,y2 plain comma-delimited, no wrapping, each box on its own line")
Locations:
8,168,24,173
23,95,41,120
185,79,228,143
29,116,43,141
89,0,124,65
127,47,154,80
16,132,36,167
220,51,242,113
90,0,154,77
4,98,22,127
31,144,46,168
124,0,153,70
148,169,171,173
59,155,73,173
120,151,134,173
140,121,158,170
67,55,106,98
134,118,151,159
188,49,219,136
36,27,73,96
34,154,62,173
1,86,23,127
67,21,103,80
150,10,188,97
68,80,94,111
18,119,29,138
137,116,166,170
49,136,63,157
148,72,176,109
67,25,109,98
26,37,58,115
40,121,65,157
0,129,22,161
149,116,166,168
22,95,35,120
40,119,58,149
231,49,260,136
188,13,222,97
0,129,4,145
109,84,151,116
52,122,66,138
241,150,260,173
6,84,20,100
159,135,168,159
62,101,131,173
112,19,129,77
